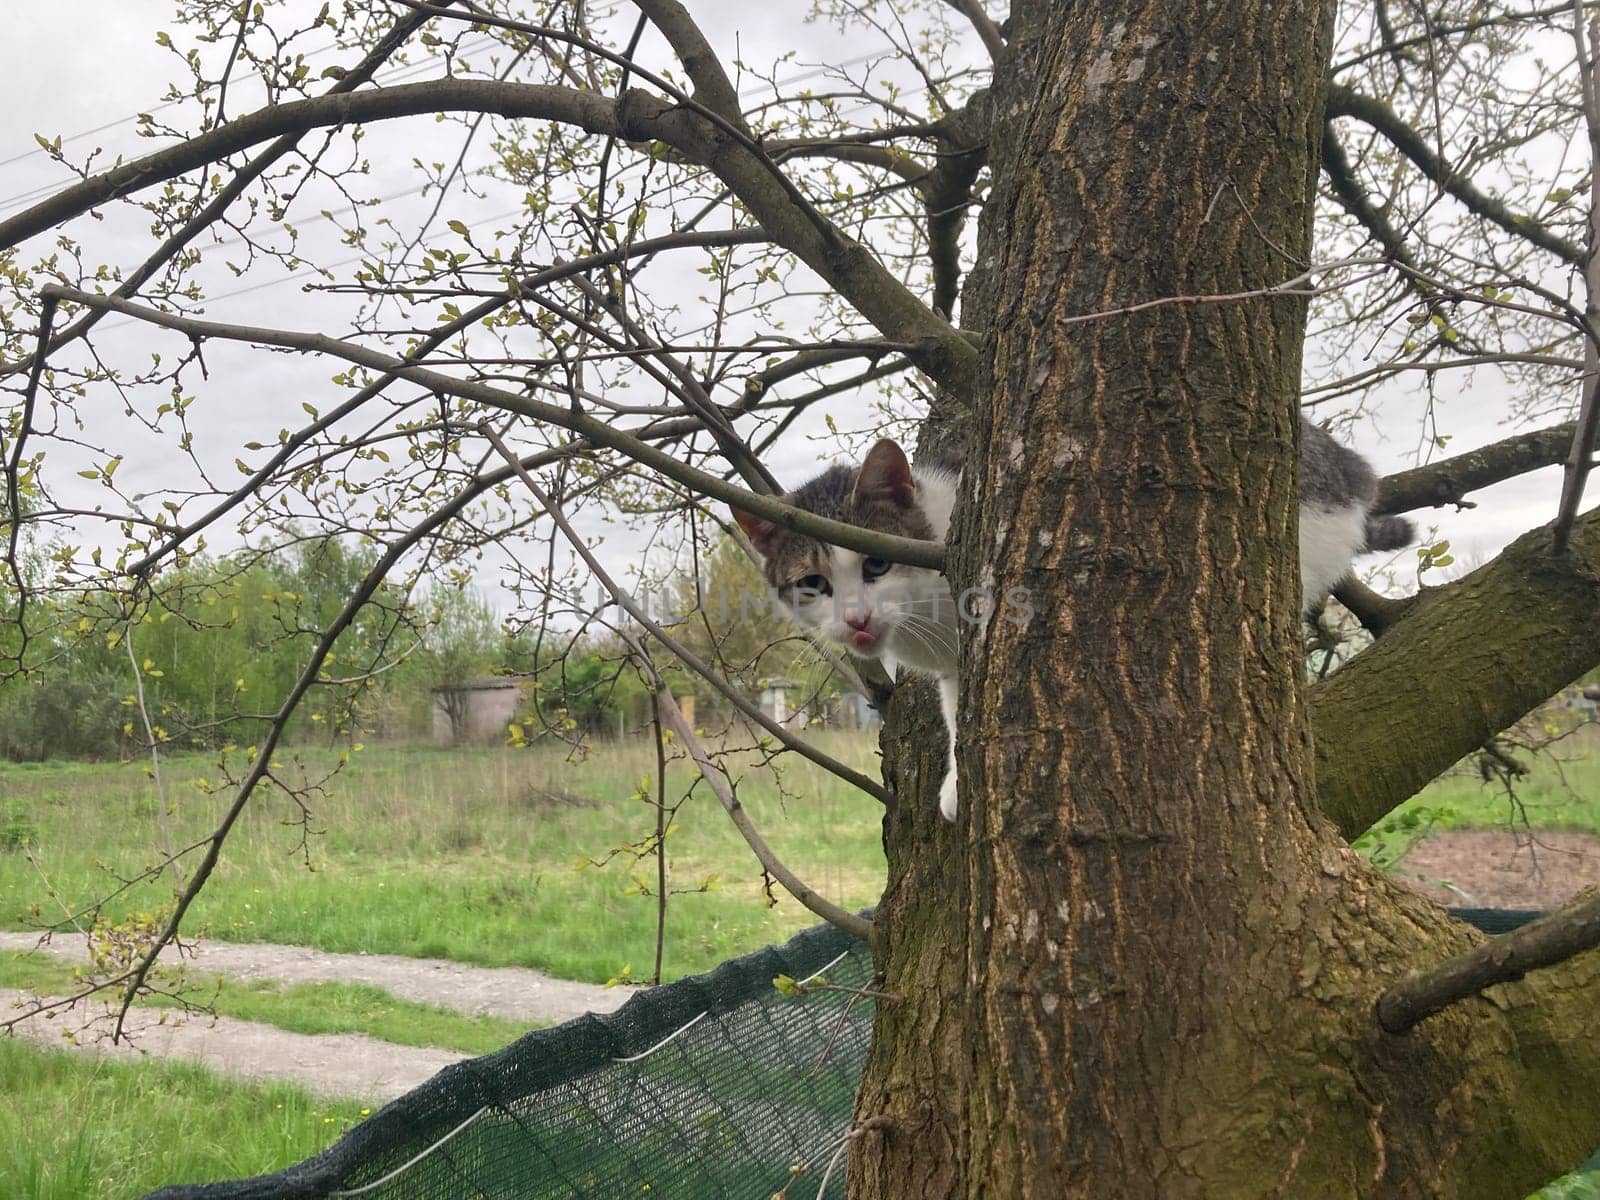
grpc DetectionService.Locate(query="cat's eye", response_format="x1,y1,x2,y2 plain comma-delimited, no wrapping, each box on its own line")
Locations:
792,574,831,601
862,557,891,581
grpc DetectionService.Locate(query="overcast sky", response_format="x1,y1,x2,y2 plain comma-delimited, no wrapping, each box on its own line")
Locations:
3,3,1586,618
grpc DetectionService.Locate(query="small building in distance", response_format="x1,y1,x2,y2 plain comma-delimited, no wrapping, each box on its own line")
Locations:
757,676,803,727
754,678,881,730
432,676,524,745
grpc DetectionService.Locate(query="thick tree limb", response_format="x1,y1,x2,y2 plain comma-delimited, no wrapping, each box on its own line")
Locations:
38,285,948,570
1331,577,1412,635
1320,128,1420,272
0,82,622,252
1326,84,1583,265
942,0,1006,61
1374,421,1577,515
1376,890,1600,1033
631,0,747,130
925,90,991,319
1313,509,1600,841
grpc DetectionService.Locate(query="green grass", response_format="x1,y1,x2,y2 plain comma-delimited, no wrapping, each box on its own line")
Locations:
0,1037,367,1200
0,949,537,1055
1534,1166,1600,1199
0,734,886,986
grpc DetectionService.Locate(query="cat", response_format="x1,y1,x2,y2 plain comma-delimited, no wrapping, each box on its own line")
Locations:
733,419,1412,822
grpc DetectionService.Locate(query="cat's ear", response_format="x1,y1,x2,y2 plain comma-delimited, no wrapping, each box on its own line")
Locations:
730,506,779,556
853,439,916,509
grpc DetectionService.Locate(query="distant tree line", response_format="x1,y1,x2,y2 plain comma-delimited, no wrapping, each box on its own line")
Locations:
0,530,840,761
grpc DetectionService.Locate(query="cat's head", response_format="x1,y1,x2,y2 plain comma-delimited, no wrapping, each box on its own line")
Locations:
731,440,953,668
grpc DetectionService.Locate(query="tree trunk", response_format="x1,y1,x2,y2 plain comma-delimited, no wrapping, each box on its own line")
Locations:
851,2,1600,1196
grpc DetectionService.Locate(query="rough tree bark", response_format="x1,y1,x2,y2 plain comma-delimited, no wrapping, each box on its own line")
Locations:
851,2,1600,1197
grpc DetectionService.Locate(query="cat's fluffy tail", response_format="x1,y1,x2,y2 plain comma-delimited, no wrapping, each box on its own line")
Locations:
1363,514,1415,553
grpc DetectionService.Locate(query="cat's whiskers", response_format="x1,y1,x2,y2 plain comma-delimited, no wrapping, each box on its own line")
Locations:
888,615,956,662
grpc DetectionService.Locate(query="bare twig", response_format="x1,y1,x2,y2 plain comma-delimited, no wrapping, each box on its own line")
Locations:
645,674,875,945
121,615,184,891
1552,0,1600,555
649,689,671,986
107,472,497,1040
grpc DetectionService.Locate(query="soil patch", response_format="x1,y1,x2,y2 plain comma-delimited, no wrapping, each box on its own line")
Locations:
1391,828,1600,910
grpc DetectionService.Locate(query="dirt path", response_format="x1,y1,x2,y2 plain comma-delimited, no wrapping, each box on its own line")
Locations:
1392,828,1600,910
0,931,629,1024
1,932,634,1101
3,986,469,1101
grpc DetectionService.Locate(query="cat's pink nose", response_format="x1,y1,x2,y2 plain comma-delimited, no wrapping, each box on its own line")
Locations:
843,609,872,631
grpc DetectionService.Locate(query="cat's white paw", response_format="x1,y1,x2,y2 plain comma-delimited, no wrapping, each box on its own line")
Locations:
939,772,959,822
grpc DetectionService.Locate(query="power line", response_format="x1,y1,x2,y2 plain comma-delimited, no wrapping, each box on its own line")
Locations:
0,35,503,210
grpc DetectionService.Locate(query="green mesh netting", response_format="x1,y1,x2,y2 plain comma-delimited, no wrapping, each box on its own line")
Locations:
142,917,871,1200
138,909,1599,1200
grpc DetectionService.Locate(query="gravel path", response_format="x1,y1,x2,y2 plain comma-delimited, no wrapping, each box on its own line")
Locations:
2,931,634,1101
3,986,469,1101
0,931,630,1024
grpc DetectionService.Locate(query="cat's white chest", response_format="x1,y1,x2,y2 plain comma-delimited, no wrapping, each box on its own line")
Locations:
1298,502,1368,609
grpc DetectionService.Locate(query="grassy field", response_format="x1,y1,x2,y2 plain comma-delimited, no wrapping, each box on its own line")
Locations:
1,1038,365,1200
0,733,886,986
7,723,1595,993
7,730,1600,1200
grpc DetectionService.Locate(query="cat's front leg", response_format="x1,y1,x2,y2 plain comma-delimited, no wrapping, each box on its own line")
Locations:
937,673,959,821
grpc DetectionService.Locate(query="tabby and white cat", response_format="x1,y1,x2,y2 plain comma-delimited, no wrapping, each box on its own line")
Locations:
733,421,1411,821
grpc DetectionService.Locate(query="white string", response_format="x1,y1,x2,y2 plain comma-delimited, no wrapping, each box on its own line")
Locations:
327,1107,487,1197
609,1008,710,1063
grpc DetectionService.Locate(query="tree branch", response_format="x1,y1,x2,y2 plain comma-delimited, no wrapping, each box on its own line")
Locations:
110,468,498,1039
1320,126,1421,273
1552,0,1600,554
38,286,947,570
1313,509,1600,841
1374,421,1578,515
646,671,876,944
1331,577,1412,636
1325,84,1584,266
630,0,747,129
924,90,990,319
941,0,1006,61
119,227,767,576
1,74,980,399
1376,890,1600,1033
0,81,623,252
